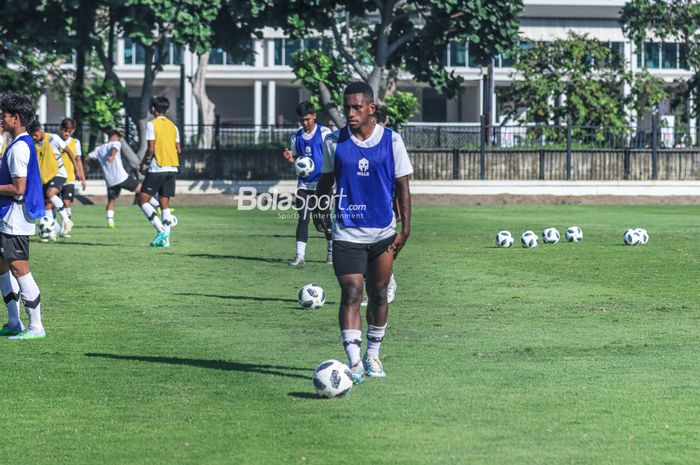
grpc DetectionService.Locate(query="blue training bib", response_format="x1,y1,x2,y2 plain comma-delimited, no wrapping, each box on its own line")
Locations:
293,125,325,185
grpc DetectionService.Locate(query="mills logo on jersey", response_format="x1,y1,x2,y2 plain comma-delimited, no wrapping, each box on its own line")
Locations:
357,157,369,177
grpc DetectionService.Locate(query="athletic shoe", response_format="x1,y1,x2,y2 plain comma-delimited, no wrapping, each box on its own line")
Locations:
350,362,365,384
289,255,305,266
0,322,24,336
363,354,386,378
107,219,115,229
387,274,398,304
149,231,168,247
153,231,170,248
40,238,49,243
326,252,333,264
61,219,74,238
360,295,368,307
8,327,46,340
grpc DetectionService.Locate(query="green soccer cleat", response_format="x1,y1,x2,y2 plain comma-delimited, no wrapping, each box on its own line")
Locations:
350,362,365,384
363,354,386,378
107,219,115,229
0,323,24,336
152,231,170,248
8,328,46,340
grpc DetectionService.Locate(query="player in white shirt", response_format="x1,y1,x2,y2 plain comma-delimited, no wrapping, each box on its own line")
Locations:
58,118,87,220
0,93,49,340
87,130,158,228
317,82,413,382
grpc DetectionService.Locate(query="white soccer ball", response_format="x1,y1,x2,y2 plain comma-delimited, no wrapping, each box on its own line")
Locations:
298,283,325,309
312,359,353,398
170,215,178,228
565,226,583,242
294,156,315,177
520,230,538,248
37,216,56,240
634,228,648,245
495,230,513,248
624,228,641,246
542,227,560,244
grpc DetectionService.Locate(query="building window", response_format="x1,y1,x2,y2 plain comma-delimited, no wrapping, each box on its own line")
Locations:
610,42,623,61
638,42,660,69
124,38,180,65
679,43,689,69
449,42,466,67
209,48,225,65
662,42,677,68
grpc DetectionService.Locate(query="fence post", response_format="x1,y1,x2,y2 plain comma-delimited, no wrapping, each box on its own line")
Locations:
623,148,630,180
566,117,572,180
124,113,130,145
452,148,460,180
437,126,442,149
651,112,658,180
214,114,221,152
539,149,545,180
480,115,486,180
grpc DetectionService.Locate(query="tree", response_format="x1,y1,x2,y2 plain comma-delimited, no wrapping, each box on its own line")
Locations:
276,0,523,126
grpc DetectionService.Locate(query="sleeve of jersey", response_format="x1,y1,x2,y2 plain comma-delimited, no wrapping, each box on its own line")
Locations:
175,125,181,143
146,122,155,141
290,136,297,157
75,139,82,156
9,142,29,178
52,134,67,150
392,132,414,178
321,132,337,174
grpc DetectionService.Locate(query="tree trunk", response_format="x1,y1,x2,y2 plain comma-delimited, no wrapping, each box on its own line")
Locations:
190,52,216,149
319,82,345,127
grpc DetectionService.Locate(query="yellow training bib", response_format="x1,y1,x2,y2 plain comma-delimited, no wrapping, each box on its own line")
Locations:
36,133,59,184
62,137,78,183
152,117,179,168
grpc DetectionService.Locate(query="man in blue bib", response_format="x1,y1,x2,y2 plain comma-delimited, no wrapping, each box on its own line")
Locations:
282,101,332,266
317,81,413,383
0,93,47,340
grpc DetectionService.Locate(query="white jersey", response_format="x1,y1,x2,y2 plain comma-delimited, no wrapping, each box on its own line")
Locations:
46,133,68,178
88,141,129,187
322,124,413,244
0,133,36,236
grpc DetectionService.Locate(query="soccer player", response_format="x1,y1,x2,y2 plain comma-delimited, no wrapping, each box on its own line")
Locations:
317,82,413,383
138,96,180,248
88,130,157,227
59,117,87,220
282,101,332,266
29,120,85,238
0,93,48,339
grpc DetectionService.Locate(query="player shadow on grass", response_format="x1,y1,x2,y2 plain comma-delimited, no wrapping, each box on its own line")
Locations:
287,392,323,400
85,353,310,380
175,292,298,303
39,240,115,247
177,253,326,264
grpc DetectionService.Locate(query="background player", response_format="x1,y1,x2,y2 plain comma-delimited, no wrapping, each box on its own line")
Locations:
282,101,332,266
317,82,413,383
0,93,48,339
59,117,87,221
138,96,180,248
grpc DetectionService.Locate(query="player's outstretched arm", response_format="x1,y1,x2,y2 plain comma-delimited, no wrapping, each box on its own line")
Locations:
65,146,87,189
390,175,411,258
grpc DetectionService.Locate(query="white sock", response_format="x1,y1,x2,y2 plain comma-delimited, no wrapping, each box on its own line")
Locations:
366,324,387,358
341,329,362,367
296,241,307,257
327,240,333,253
149,197,160,208
106,210,115,221
161,208,173,233
17,273,42,331
65,207,72,219
140,203,165,233
45,209,54,219
0,271,21,327
51,195,70,223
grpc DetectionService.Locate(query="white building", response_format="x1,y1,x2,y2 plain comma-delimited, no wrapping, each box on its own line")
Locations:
39,0,694,128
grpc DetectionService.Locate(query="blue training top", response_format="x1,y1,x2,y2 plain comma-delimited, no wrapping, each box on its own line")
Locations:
333,126,394,228
293,125,325,185
0,134,45,219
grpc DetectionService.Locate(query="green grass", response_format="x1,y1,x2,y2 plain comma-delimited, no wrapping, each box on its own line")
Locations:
2,203,699,465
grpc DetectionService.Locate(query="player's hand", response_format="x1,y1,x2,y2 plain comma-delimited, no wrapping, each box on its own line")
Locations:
283,148,293,162
81,179,87,191
139,162,148,175
389,231,409,259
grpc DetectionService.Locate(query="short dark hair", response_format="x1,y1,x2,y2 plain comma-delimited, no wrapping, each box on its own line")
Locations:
60,117,76,129
296,101,316,117
375,106,388,124
151,96,170,114
26,119,42,135
0,92,36,126
343,81,374,102
108,129,123,138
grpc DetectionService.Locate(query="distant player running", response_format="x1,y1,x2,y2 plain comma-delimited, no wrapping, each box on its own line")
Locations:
282,101,332,266
88,130,158,227
0,93,49,339
317,82,413,383
138,96,180,248
58,117,87,221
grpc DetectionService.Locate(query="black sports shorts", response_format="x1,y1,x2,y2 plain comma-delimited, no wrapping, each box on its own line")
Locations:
332,235,396,277
0,233,29,260
141,172,176,198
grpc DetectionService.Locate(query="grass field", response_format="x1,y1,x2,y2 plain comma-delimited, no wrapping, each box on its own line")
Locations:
2,203,699,465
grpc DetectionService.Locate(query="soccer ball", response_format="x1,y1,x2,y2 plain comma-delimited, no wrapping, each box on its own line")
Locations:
298,283,325,309
635,228,649,245
294,156,315,177
542,227,560,244
495,230,513,248
623,228,641,245
170,215,178,228
37,216,56,240
520,230,538,248
312,359,353,398
565,226,583,242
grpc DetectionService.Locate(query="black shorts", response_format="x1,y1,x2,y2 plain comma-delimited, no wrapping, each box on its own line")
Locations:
43,176,66,196
0,233,29,261
107,175,140,200
61,183,75,201
141,172,176,198
332,235,396,277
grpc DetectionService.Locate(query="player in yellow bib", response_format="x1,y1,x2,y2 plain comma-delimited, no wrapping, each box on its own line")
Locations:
138,96,180,247
59,118,87,221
